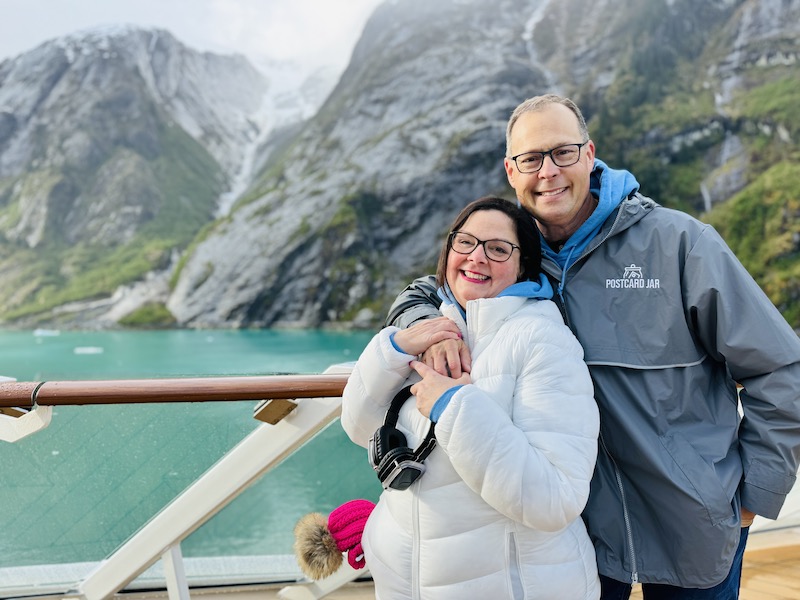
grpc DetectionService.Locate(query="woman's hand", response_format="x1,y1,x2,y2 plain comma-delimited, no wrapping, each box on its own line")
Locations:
393,317,462,357
421,338,472,377
409,360,471,418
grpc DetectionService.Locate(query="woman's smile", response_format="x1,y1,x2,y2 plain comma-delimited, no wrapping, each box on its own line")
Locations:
460,270,489,282
446,209,521,307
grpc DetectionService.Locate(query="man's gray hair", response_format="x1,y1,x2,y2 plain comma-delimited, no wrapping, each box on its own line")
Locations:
505,94,590,156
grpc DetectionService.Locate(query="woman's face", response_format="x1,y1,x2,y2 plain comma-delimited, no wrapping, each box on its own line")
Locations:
446,209,522,308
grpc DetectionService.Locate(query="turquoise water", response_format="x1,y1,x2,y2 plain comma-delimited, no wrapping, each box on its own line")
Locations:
0,329,380,569
1,328,371,380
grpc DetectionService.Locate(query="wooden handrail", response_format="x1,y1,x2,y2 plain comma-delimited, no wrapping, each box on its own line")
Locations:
0,374,350,408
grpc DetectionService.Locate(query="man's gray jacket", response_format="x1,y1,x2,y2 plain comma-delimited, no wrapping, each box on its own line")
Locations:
385,192,800,588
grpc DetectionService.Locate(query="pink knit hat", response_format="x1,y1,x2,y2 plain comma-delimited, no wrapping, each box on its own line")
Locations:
293,499,376,579
328,499,375,569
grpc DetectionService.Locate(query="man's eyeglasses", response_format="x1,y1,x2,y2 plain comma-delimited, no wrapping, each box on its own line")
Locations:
509,142,588,174
449,231,519,262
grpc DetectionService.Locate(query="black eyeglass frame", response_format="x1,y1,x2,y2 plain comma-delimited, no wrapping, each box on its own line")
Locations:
448,231,520,263
509,141,589,174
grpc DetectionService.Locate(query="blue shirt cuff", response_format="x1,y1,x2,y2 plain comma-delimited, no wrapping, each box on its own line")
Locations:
430,385,464,423
389,331,409,354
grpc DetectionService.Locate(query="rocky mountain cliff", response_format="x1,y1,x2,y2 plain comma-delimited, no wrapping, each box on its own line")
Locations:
2,0,799,330
169,0,800,329
0,26,332,326
167,0,548,328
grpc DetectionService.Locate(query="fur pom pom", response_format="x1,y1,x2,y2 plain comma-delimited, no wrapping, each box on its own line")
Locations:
293,512,343,579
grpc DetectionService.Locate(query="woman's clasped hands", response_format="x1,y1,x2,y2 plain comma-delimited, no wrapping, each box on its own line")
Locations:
392,316,462,357
409,360,471,418
392,317,471,418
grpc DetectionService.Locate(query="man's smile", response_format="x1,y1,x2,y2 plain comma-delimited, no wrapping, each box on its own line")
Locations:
536,186,568,197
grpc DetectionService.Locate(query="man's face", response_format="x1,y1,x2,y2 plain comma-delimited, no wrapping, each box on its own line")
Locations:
504,104,595,234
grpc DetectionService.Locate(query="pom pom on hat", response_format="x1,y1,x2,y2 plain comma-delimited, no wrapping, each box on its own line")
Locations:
293,499,375,580
293,512,342,580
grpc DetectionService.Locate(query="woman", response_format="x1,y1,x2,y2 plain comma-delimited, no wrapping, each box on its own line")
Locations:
341,196,600,599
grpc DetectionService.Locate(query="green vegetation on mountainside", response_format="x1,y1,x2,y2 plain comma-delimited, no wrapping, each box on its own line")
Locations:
706,162,800,327
734,76,800,135
586,84,799,304
119,302,177,327
716,80,798,330
580,3,799,328
0,123,223,324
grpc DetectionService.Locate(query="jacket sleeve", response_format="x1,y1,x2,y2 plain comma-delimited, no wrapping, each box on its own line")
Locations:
434,319,600,532
340,327,416,448
685,225,800,519
384,275,442,328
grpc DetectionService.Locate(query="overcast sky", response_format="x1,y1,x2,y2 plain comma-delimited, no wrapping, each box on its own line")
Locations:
0,0,383,72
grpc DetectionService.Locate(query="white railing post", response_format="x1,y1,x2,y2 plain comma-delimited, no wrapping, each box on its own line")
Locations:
277,563,366,599
163,544,190,600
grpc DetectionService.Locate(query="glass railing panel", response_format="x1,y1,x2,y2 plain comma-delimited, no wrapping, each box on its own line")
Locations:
0,400,259,593
128,418,379,588
0,327,372,595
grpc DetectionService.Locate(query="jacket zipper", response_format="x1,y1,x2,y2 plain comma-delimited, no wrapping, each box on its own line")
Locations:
507,530,524,600
550,200,639,583
412,484,421,600
550,200,628,321
582,200,637,584
588,202,626,255
600,434,639,584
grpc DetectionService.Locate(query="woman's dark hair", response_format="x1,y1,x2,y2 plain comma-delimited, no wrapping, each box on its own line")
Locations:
435,196,541,288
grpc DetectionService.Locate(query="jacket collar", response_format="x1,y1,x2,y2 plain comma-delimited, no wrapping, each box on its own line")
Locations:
539,191,657,282
441,295,529,352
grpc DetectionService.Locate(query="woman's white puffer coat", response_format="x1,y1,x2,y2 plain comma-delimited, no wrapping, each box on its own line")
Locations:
341,296,600,600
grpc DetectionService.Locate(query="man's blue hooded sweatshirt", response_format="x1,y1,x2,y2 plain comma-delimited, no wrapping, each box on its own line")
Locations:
540,159,640,300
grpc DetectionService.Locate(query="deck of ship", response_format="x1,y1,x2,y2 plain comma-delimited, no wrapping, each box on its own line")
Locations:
632,527,800,600
68,526,797,600
739,543,800,599
724,527,800,600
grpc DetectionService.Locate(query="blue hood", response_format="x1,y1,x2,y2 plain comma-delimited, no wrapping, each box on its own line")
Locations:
438,274,554,320
540,158,639,296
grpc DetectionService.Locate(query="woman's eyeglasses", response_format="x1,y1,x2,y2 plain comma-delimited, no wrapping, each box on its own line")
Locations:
449,231,519,262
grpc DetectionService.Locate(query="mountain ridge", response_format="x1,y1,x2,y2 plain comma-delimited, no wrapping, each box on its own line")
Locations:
0,26,335,326
1,0,798,331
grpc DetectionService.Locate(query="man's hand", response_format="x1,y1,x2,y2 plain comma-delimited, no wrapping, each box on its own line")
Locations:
420,338,472,378
409,360,471,418
741,507,756,528
393,317,462,357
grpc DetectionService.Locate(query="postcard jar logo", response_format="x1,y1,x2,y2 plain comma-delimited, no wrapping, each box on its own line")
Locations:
606,264,660,289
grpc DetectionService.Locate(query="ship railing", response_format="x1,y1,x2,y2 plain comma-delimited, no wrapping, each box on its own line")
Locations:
0,364,364,600
2,369,799,599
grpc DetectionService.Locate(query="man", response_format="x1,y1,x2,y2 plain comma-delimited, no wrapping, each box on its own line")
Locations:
385,94,800,599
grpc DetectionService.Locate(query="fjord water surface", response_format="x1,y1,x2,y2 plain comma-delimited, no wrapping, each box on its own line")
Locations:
0,328,378,568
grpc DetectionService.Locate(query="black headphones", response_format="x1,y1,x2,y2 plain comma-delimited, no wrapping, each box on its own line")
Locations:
368,385,437,491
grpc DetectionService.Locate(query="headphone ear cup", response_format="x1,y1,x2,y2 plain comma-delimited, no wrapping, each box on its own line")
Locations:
372,425,408,464
377,446,416,481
